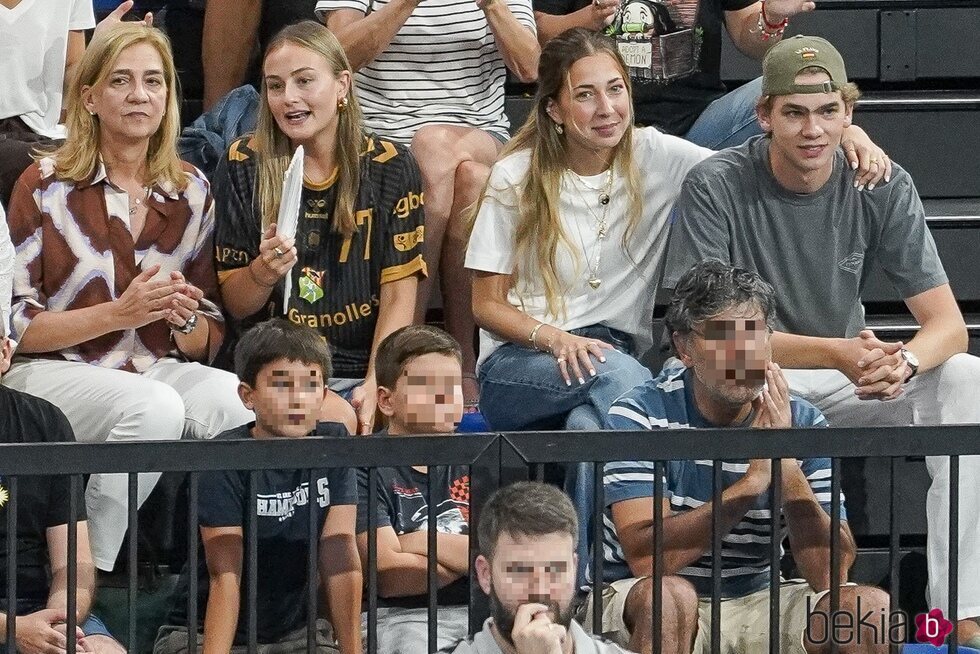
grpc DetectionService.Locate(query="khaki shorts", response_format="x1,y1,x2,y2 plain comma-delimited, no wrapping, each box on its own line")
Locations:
580,577,835,654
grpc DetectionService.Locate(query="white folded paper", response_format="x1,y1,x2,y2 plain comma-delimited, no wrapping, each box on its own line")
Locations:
277,145,303,314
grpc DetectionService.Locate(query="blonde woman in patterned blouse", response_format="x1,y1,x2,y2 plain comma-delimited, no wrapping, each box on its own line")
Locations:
3,22,252,572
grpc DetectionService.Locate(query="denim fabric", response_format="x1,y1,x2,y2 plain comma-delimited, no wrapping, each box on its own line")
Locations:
684,77,764,150
478,325,652,587
177,85,259,178
477,325,652,432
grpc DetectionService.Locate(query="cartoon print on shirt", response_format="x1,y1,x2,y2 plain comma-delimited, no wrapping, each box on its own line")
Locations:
608,0,704,82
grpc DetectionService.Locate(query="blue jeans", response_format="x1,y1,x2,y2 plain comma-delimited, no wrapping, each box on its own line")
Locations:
478,325,652,586
478,325,652,432
684,77,764,149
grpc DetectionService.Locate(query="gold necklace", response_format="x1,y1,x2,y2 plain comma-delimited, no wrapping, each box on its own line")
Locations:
568,168,614,289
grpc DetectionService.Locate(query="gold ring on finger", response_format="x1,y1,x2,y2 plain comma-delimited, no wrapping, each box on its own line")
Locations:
274,247,285,259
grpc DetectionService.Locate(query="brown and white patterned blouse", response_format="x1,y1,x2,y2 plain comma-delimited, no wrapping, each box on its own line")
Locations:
7,157,224,372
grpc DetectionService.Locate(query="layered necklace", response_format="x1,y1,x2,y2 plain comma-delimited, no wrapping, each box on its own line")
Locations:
568,166,615,290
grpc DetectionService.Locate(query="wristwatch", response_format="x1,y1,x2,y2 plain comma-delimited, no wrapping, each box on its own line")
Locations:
171,312,199,335
900,348,919,382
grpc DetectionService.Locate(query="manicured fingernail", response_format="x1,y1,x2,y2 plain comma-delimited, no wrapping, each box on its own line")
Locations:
599,356,606,362
578,377,585,384
851,161,858,170
885,175,891,183
853,179,860,187
858,185,865,192
589,369,596,376
868,183,875,191
566,380,571,386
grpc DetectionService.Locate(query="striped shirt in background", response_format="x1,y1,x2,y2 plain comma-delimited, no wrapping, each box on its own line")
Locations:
314,0,536,143
6,158,224,372
598,363,846,598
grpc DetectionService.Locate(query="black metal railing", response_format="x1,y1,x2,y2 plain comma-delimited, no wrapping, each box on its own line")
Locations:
1,425,978,654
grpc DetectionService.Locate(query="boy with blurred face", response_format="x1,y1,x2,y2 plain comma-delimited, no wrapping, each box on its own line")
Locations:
454,481,631,654
155,319,361,654
666,35,980,641
357,325,468,653
599,261,893,654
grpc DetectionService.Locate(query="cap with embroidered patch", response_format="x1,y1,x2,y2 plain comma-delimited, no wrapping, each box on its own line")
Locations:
762,35,848,96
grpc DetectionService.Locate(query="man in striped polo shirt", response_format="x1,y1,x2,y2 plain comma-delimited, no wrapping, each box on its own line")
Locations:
589,261,892,653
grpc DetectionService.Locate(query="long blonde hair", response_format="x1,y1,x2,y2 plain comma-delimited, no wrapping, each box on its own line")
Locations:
50,22,185,190
476,29,643,320
255,21,363,238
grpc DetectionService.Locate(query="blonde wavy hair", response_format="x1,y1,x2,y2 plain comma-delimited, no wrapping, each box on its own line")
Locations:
473,28,643,321
255,21,363,238
50,22,185,190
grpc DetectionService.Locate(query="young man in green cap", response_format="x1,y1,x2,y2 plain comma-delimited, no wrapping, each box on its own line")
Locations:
665,34,980,645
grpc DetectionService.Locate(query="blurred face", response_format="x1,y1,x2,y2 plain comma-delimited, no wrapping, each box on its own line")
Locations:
758,70,853,185
264,41,351,146
675,304,772,408
239,358,327,439
84,42,168,143
379,353,463,434
476,532,578,645
546,52,631,169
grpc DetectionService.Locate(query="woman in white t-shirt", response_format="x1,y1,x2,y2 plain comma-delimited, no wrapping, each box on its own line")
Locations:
466,28,712,431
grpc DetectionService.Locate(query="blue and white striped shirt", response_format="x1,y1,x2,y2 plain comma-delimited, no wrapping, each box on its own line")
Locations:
599,364,846,598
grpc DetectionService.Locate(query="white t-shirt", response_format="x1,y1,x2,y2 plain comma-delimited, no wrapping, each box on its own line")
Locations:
465,127,712,367
0,202,13,338
0,0,96,138
314,0,535,143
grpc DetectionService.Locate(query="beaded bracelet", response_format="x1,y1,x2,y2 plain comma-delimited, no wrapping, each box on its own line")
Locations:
758,0,788,40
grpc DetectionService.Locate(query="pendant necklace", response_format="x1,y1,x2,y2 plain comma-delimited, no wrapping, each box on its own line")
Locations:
128,187,150,217
568,167,615,290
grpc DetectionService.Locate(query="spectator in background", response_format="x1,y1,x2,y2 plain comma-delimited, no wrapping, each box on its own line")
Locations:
0,313,126,654
358,325,468,653
532,0,888,186
665,35,980,645
154,319,361,654
214,21,424,435
0,0,150,207
453,481,632,654
3,22,251,572
316,0,541,411
599,261,892,654
467,29,710,433
201,0,317,111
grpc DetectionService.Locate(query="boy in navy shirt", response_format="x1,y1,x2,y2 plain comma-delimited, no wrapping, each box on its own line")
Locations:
155,319,361,653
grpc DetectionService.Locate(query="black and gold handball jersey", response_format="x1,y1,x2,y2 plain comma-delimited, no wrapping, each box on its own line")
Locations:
214,135,427,378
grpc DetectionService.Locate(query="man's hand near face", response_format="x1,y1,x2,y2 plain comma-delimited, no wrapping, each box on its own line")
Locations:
511,604,567,654
751,362,792,429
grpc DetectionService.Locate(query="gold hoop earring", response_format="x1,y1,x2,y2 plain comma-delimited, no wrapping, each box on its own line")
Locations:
337,96,349,111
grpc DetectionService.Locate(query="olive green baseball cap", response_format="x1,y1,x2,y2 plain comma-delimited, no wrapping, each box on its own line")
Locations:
762,35,848,96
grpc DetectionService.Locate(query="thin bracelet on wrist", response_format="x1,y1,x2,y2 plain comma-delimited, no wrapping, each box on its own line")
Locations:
529,322,547,350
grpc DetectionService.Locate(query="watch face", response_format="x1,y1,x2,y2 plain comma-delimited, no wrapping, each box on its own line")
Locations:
902,348,920,367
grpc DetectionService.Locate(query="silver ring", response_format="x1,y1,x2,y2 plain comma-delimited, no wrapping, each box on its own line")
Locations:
556,356,566,364
273,247,285,259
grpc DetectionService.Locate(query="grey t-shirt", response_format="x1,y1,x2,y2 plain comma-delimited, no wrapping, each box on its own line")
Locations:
452,619,631,654
664,136,947,338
